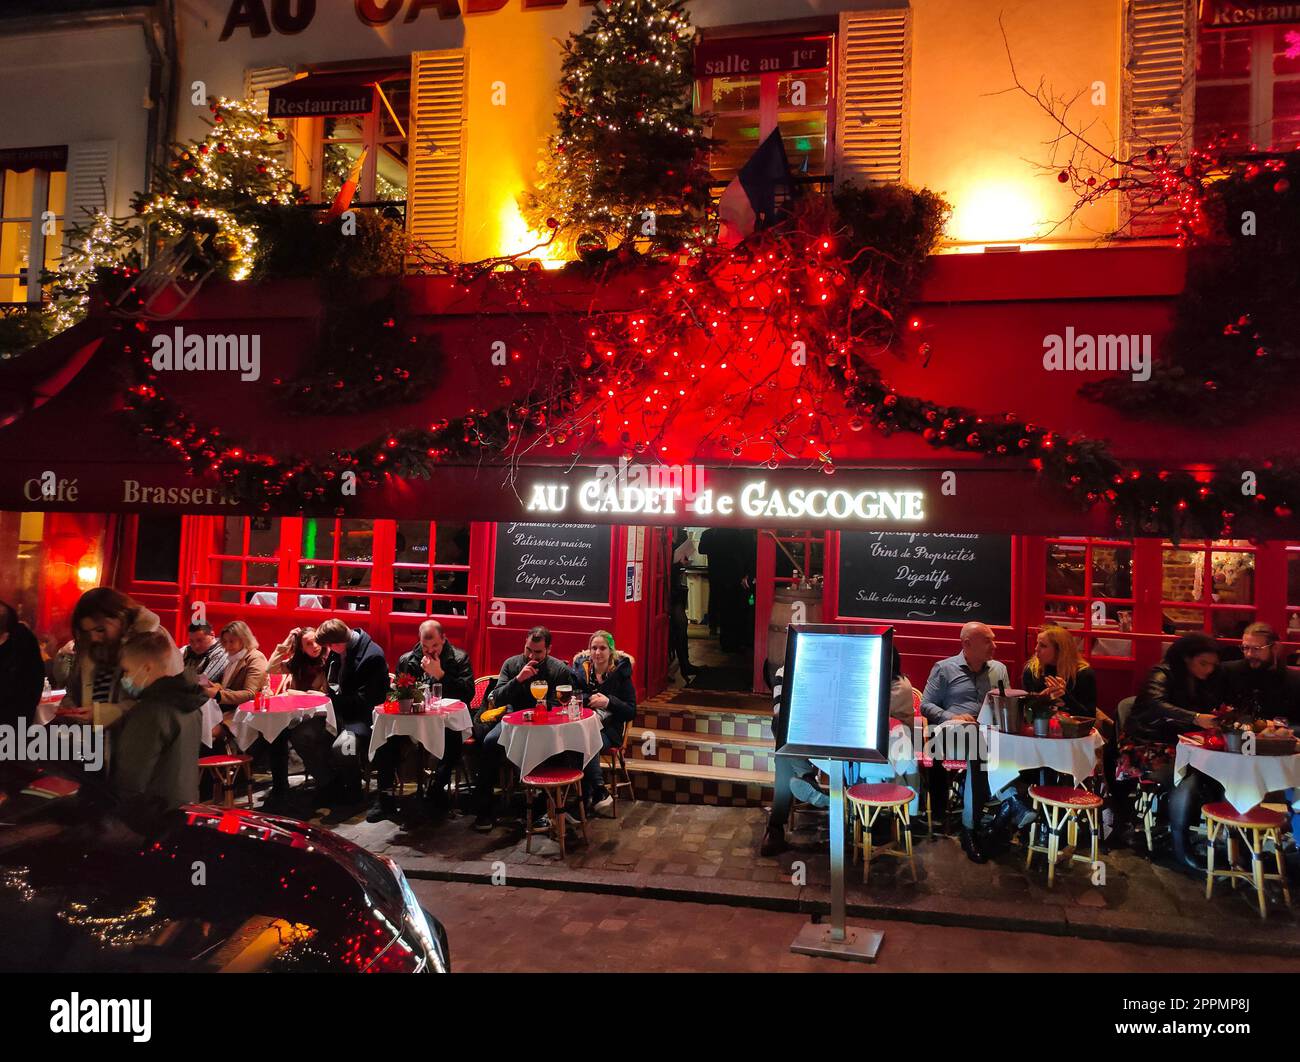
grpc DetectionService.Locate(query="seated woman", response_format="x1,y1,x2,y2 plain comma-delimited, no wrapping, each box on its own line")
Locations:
1125,632,1224,870
1022,625,1097,718
572,630,637,817
260,626,328,804
198,620,269,752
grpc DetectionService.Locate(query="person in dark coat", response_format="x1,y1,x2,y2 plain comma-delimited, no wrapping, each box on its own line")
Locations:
470,626,577,831
114,630,205,833
1021,625,1098,717
367,620,475,822
1129,632,1224,870
572,630,638,816
300,618,389,805
1221,622,1300,723
0,600,45,730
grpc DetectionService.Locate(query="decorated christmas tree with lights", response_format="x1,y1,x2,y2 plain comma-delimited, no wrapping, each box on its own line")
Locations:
133,96,301,280
522,0,714,258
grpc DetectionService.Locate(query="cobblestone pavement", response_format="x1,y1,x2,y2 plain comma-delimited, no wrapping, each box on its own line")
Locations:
297,791,1300,957
411,879,1300,973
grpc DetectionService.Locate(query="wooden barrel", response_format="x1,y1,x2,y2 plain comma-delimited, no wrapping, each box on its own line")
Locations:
766,586,823,672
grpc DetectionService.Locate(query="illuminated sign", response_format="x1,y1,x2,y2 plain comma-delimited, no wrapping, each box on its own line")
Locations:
220,0,599,39
523,464,926,525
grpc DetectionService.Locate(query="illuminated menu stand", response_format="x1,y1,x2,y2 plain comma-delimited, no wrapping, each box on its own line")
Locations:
777,624,894,964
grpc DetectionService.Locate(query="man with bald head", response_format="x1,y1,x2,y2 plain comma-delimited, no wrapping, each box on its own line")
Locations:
920,622,1010,862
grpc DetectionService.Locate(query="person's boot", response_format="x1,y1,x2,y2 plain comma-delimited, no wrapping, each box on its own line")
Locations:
1167,782,1203,873
958,826,988,864
760,823,789,857
366,792,398,823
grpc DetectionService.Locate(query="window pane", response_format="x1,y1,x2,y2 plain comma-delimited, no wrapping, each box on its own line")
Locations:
1045,604,1085,627
777,71,828,109
248,515,279,558
711,75,761,111
134,515,181,583
2,169,34,216
335,565,370,611
322,142,362,200
1211,550,1255,604
776,113,826,174
710,114,761,182
1197,27,1253,79
1273,25,1300,75
395,521,431,563
1091,545,1132,599
219,560,243,603
375,140,408,200
248,562,277,588
1273,79,1300,149
323,115,365,140
1162,606,1205,635
1162,548,1205,602
339,519,374,562
434,522,470,565
1046,542,1086,597
221,517,245,555
47,170,66,215
1288,549,1300,605
1194,82,1253,147
376,78,410,138
301,517,329,562
1211,610,1254,640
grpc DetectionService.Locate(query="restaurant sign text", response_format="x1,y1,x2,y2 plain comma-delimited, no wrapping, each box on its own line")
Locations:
221,0,599,39
1199,0,1300,28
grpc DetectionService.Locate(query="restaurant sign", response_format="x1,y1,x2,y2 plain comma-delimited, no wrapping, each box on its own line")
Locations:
1199,0,1300,28
695,35,832,77
221,0,599,39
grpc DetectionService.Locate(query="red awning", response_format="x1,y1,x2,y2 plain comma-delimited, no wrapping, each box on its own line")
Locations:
266,72,395,119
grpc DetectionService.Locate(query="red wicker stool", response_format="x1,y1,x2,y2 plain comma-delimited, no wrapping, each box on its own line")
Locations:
846,782,917,884
520,765,588,860
1026,784,1104,888
199,754,253,808
1203,801,1292,920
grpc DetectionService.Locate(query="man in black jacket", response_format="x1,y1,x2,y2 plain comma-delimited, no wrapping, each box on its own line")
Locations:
0,601,45,731
299,618,389,805
1222,623,1300,723
471,626,576,831
368,620,475,822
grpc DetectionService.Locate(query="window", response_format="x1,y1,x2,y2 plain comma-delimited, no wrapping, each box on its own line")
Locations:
1285,544,1300,641
212,516,281,605
307,75,409,207
696,34,833,185
1043,538,1136,658
1160,538,1257,641
392,521,471,616
133,516,181,584
0,165,65,304
1195,24,1300,150
299,517,374,612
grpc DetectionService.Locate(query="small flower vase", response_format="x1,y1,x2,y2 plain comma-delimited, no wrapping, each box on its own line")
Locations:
397,696,415,716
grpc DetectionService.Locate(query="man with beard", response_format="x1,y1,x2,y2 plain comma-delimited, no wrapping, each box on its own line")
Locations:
1222,623,1300,723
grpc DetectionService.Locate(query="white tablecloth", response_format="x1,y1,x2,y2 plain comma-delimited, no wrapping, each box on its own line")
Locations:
1174,741,1300,814
981,727,1104,794
199,698,224,749
232,693,336,750
369,700,471,760
500,708,604,777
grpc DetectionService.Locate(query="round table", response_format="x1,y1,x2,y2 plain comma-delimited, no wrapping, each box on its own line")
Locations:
1174,737,1300,814
500,706,603,776
199,698,224,749
370,699,471,761
232,692,336,751
980,727,1104,794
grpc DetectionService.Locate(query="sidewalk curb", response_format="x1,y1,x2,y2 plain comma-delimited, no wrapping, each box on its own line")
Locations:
397,855,1300,959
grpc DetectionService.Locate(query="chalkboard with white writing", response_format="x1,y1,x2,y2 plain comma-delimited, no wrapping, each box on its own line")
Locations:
493,522,612,603
837,532,1012,625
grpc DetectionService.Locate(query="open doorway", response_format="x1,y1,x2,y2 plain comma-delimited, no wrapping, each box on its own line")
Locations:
668,526,756,692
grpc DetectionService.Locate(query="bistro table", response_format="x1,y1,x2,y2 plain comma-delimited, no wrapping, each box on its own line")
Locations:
369,699,472,761
199,698,224,749
1174,735,1300,814
231,692,336,751
976,703,1104,794
500,706,603,777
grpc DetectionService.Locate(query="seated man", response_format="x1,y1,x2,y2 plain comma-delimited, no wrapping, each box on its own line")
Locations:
294,618,388,806
182,620,229,686
368,620,474,822
471,626,576,832
113,630,206,832
920,621,1013,864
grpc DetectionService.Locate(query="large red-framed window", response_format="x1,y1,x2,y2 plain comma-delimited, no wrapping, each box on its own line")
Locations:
1195,23,1300,150
391,519,472,617
1042,537,1137,659
1159,537,1258,642
211,516,281,605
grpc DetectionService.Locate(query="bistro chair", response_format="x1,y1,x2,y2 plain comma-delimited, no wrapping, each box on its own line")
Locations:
199,753,254,809
845,782,918,884
520,765,589,860
1203,801,1292,920
911,689,965,837
788,769,830,835
1025,784,1104,888
601,723,637,816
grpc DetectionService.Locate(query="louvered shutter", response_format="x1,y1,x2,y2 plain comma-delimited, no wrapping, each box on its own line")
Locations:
244,65,297,168
834,9,911,187
1122,0,1195,235
63,140,117,234
406,49,467,263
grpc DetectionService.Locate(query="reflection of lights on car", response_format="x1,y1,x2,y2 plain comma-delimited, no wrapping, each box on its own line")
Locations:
58,896,163,948
1,867,35,902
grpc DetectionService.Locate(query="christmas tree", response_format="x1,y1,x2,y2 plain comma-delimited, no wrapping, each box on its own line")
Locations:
133,96,302,280
522,0,714,258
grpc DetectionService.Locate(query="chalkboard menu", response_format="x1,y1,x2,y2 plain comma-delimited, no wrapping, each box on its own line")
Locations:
837,532,1012,625
493,523,612,603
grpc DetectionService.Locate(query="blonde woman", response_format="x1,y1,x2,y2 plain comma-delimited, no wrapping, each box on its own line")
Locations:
572,630,637,816
1021,625,1097,718
198,620,270,750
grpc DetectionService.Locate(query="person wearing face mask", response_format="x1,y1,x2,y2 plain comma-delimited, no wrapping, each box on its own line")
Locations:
113,630,206,831
1128,633,1225,871
572,630,638,817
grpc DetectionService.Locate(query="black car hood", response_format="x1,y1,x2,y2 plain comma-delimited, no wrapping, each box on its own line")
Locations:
0,770,436,973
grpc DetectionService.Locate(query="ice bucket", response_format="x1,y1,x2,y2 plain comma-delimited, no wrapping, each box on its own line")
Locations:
988,689,1028,734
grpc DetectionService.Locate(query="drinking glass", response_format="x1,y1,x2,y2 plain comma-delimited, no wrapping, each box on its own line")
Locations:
556,685,573,706
429,682,442,706
529,679,548,706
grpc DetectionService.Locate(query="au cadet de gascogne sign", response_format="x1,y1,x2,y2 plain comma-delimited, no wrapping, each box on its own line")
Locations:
221,0,599,39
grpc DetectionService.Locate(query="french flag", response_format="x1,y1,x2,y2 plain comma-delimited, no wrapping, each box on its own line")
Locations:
717,129,796,246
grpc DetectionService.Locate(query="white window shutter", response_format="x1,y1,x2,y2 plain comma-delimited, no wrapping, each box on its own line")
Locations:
834,9,911,187
64,140,118,235
1122,0,1195,235
407,49,467,263
244,65,297,167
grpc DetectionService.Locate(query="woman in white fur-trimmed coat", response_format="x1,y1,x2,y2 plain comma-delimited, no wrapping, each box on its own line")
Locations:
572,630,637,817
